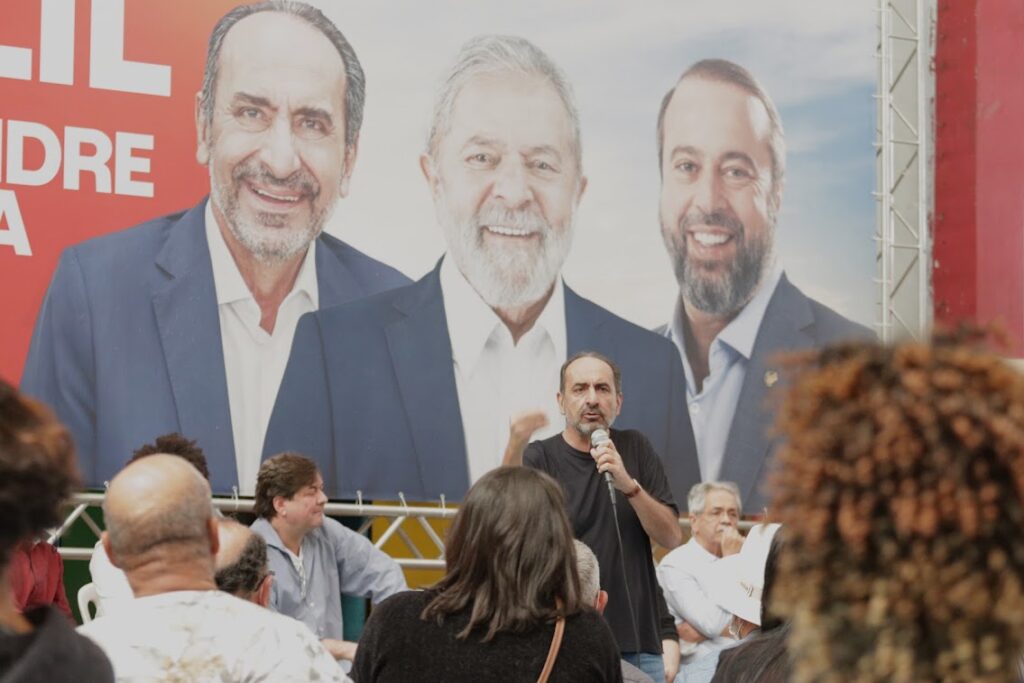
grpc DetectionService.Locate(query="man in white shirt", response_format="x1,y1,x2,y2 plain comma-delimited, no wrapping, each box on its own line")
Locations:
264,34,690,502
20,1,408,498
79,454,348,681
657,481,753,663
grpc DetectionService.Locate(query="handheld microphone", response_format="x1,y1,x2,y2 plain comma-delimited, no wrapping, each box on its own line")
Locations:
590,428,616,506
591,427,642,652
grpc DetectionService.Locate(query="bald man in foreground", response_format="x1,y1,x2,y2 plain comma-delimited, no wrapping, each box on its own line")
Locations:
78,455,348,682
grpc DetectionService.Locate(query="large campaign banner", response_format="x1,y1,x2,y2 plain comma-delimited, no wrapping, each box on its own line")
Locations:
1,0,234,365
1,0,876,509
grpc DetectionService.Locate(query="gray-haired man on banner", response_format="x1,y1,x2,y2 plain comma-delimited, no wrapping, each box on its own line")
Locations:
21,1,409,497
264,35,692,503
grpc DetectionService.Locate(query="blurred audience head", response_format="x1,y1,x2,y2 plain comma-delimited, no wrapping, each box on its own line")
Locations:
0,379,78,568
771,329,1024,683
214,518,272,606
708,529,792,683
129,432,210,481
759,530,785,631
573,539,607,613
422,466,583,641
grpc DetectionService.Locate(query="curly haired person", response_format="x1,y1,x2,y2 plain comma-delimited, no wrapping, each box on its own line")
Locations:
770,330,1024,683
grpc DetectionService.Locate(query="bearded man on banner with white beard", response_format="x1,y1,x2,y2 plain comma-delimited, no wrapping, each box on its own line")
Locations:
263,34,694,504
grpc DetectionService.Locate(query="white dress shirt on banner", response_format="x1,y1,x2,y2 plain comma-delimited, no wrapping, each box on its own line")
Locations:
440,257,565,485
205,203,319,495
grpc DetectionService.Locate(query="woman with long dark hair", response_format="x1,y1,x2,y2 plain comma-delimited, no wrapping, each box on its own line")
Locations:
353,466,623,682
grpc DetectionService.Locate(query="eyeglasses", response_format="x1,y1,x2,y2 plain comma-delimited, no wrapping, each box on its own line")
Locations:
702,508,739,520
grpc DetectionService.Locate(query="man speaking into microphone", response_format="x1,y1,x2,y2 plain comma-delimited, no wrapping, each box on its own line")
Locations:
521,350,684,681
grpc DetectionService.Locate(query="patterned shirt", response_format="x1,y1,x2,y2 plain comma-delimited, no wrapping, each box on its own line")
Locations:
78,590,349,682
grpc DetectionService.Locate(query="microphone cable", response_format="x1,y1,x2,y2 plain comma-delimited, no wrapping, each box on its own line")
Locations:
609,492,643,658
591,428,643,656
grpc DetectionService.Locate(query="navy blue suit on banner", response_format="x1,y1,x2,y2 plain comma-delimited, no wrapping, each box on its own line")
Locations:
263,261,700,502
20,199,410,494
660,274,874,511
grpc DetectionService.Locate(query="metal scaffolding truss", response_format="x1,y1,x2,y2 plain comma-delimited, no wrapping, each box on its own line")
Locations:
876,0,935,342
50,493,727,572
54,492,457,571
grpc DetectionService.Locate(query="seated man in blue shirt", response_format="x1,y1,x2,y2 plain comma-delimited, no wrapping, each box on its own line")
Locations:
250,453,407,663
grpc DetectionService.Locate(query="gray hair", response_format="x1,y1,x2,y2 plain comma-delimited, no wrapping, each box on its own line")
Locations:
656,59,786,219
425,34,582,169
573,539,601,604
215,526,269,598
198,1,366,148
105,472,214,568
687,481,742,516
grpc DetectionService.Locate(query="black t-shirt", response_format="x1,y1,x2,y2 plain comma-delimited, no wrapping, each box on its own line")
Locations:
353,590,623,682
524,429,678,655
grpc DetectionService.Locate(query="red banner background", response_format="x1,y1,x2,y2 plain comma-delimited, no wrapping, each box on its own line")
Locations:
0,0,239,383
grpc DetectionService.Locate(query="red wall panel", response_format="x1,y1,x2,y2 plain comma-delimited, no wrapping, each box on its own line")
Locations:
934,0,1024,352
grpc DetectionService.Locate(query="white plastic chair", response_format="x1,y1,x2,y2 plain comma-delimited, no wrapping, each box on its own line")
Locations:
77,582,102,623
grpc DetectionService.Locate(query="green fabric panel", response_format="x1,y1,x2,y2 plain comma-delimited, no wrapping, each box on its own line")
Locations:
336,514,367,641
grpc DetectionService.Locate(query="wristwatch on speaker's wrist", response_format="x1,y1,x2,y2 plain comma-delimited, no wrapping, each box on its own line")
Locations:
623,478,642,499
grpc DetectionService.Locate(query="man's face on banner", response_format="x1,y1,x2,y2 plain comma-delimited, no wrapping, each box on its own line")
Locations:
659,77,776,317
422,72,586,310
197,13,355,265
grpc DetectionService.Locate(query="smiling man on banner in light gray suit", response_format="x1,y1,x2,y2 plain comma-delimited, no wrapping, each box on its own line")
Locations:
264,35,693,502
656,59,873,511
20,2,408,496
